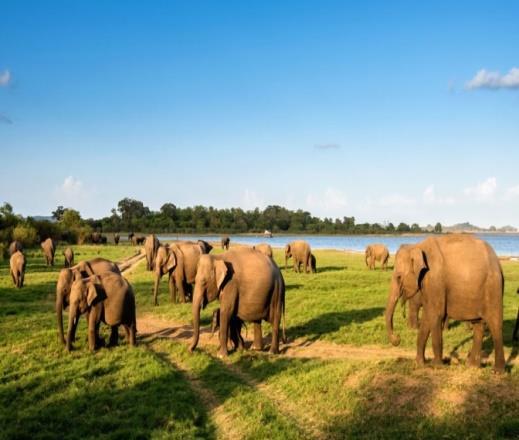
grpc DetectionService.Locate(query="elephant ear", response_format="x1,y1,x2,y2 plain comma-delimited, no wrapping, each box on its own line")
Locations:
214,260,228,290
86,282,98,307
72,268,82,282
285,244,291,254
410,247,427,279
166,250,177,272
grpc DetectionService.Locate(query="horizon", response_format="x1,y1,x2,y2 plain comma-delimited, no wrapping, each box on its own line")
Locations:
1,1,519,228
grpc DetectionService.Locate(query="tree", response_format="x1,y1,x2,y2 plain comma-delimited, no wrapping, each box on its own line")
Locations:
397,222,411,233
61,209,82,229
411,223,421,233
434,222,442,234
52,206,65,221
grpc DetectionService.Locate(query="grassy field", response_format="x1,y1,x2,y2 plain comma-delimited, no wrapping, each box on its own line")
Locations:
1,244,518,439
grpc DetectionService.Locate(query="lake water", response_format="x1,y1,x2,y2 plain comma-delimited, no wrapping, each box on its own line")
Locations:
156,233,519,257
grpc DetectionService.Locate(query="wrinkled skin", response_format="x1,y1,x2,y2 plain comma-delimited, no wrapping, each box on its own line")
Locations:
41,238,56,266
365,244,389,270
10,250,26,288
9,240,23,256
190,248,286,357
153,241,212,305
63,247,74,268
66,272,136,352
144,234,160,271
308,253,317,273
285,240,311,273
513,288,519,342
211,308,245,351
56,258,121,345
253,243,273,259
385,235,505,373
114,233,120,245
221,236,230,250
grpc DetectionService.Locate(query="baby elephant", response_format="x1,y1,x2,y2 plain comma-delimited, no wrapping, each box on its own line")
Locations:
211,308,246,351
66,272,137,352
10,250,26,288
63,247,74,268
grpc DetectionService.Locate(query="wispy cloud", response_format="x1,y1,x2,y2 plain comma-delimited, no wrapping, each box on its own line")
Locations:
314,143,341,150
463,177,497,201
423,184,456,205
465,67,519,90
0,70,11,87
0,113,12,124
306,187,347,214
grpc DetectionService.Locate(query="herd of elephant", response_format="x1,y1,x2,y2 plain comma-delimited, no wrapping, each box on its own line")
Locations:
6,233,519,372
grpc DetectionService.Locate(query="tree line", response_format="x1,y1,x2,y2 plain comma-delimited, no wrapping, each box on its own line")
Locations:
0,198,442,256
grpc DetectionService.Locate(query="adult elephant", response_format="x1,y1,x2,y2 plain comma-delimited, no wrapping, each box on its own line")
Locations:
285,240,311,273
63,247,74,268
10,250,26,288
153,241,213,305
55,258,121,345
221,236,230,250
365,244,389,270
385,235,505,373
144,234,160,271
189,248,286,357
253,243,273,259
134,235,146,245
66,272,136,352
128,232,135,244
114,233,120,245
9,240,23,256
41,238,56,266
91,232,101,244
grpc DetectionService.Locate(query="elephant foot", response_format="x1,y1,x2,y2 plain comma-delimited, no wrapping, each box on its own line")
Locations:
492,365,505,375
415,356,426,367
217,348,229,358
431,358,444,368
269,346,280,355
251,344,263,351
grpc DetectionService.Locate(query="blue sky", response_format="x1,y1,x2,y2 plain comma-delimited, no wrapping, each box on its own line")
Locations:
1,1,518,227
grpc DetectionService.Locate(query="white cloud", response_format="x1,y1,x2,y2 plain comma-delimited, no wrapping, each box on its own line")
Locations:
465,67,519,90
463,177,497,201
0,69,11,86
54,176,90,210
314,143,341,150
423,184,456,205
377,193,416,208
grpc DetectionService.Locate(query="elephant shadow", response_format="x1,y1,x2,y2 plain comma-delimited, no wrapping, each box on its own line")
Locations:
315,266,347,273
286,308,385,343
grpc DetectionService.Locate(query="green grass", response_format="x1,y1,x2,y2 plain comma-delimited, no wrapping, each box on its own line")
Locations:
1,244,519,439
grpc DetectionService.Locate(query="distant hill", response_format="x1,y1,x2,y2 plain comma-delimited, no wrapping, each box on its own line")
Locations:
29,215,56,222
444,222,517,233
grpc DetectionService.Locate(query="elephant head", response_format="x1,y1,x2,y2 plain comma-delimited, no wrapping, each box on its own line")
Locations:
385,245,427,346
66,277,100,351
153,245,177,305
189,255,228,352
365,246,371,266
197,240,213,254
56,268,78,344
284,244,292,269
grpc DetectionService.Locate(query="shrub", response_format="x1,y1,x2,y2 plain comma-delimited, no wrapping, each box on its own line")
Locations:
76,225,93,244
12,224,38,247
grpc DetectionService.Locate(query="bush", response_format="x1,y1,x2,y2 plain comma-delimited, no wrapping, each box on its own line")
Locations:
12,224,38,247
76,225,93,244
0,242,7,260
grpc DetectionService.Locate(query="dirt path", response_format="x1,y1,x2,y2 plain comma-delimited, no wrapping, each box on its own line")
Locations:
117,249,146,274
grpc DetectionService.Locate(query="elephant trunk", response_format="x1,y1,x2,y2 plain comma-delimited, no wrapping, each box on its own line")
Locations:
153,272,161,306
385,277,401,346
66,304,79,351
56,295,65,345
189,287,204,352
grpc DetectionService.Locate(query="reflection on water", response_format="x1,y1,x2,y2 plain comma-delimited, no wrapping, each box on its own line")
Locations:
157,233,519,256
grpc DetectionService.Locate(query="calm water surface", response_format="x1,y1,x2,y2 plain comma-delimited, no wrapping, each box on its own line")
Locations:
157,233,519,257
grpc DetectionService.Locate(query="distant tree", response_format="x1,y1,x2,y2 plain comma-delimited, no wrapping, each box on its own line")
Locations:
397,222,411,233
52,206,65,221
411,223,421,233
386,222,395,233
61,209,82,229
0,202,14,217
12,224,38,247
434,222,442,234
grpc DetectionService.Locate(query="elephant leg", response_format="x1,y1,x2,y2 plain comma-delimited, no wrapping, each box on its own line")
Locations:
10,270,15,287
177,280,187,303
513,308,519,342
108,326,119,347
270,317,280,355
416,321,430,366
168,274,176,304
467,320,484,368
88,311,98,352
485,316,505,373
430,316,444,366
218,311,230,357
252,322,263,350
407,301,419,330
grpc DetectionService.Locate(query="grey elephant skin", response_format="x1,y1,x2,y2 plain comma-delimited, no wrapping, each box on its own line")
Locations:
56,258,121,345
153,240,213,305
9,240,23,256
385,234,505,373
365,244,389,270
253,243,273,259
66,272,136,352
285,240,311,273
221,236,230,250
190,248,286,357
144,234,160,271
41,238,56,266
63,247,74,268
10,250,26,288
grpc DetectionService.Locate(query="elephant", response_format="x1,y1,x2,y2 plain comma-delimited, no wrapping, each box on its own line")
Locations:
365,244,389,270
133,235,145,246
63,247,74,268
308,253,317,273
9,240,23,256
128,232,135,244
10,250,26,288
221,236,230,250
91,232,101,244
144,234,160,271
66,272,137,352
114,233,120,245
513,288,519,342
385,234,505,373
56,258,121,345
211,308,246,351
285,240,311,273
253,243,273,259
100,235,107,244
189,247,286,357
41,238,56,266
153,241,213,305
